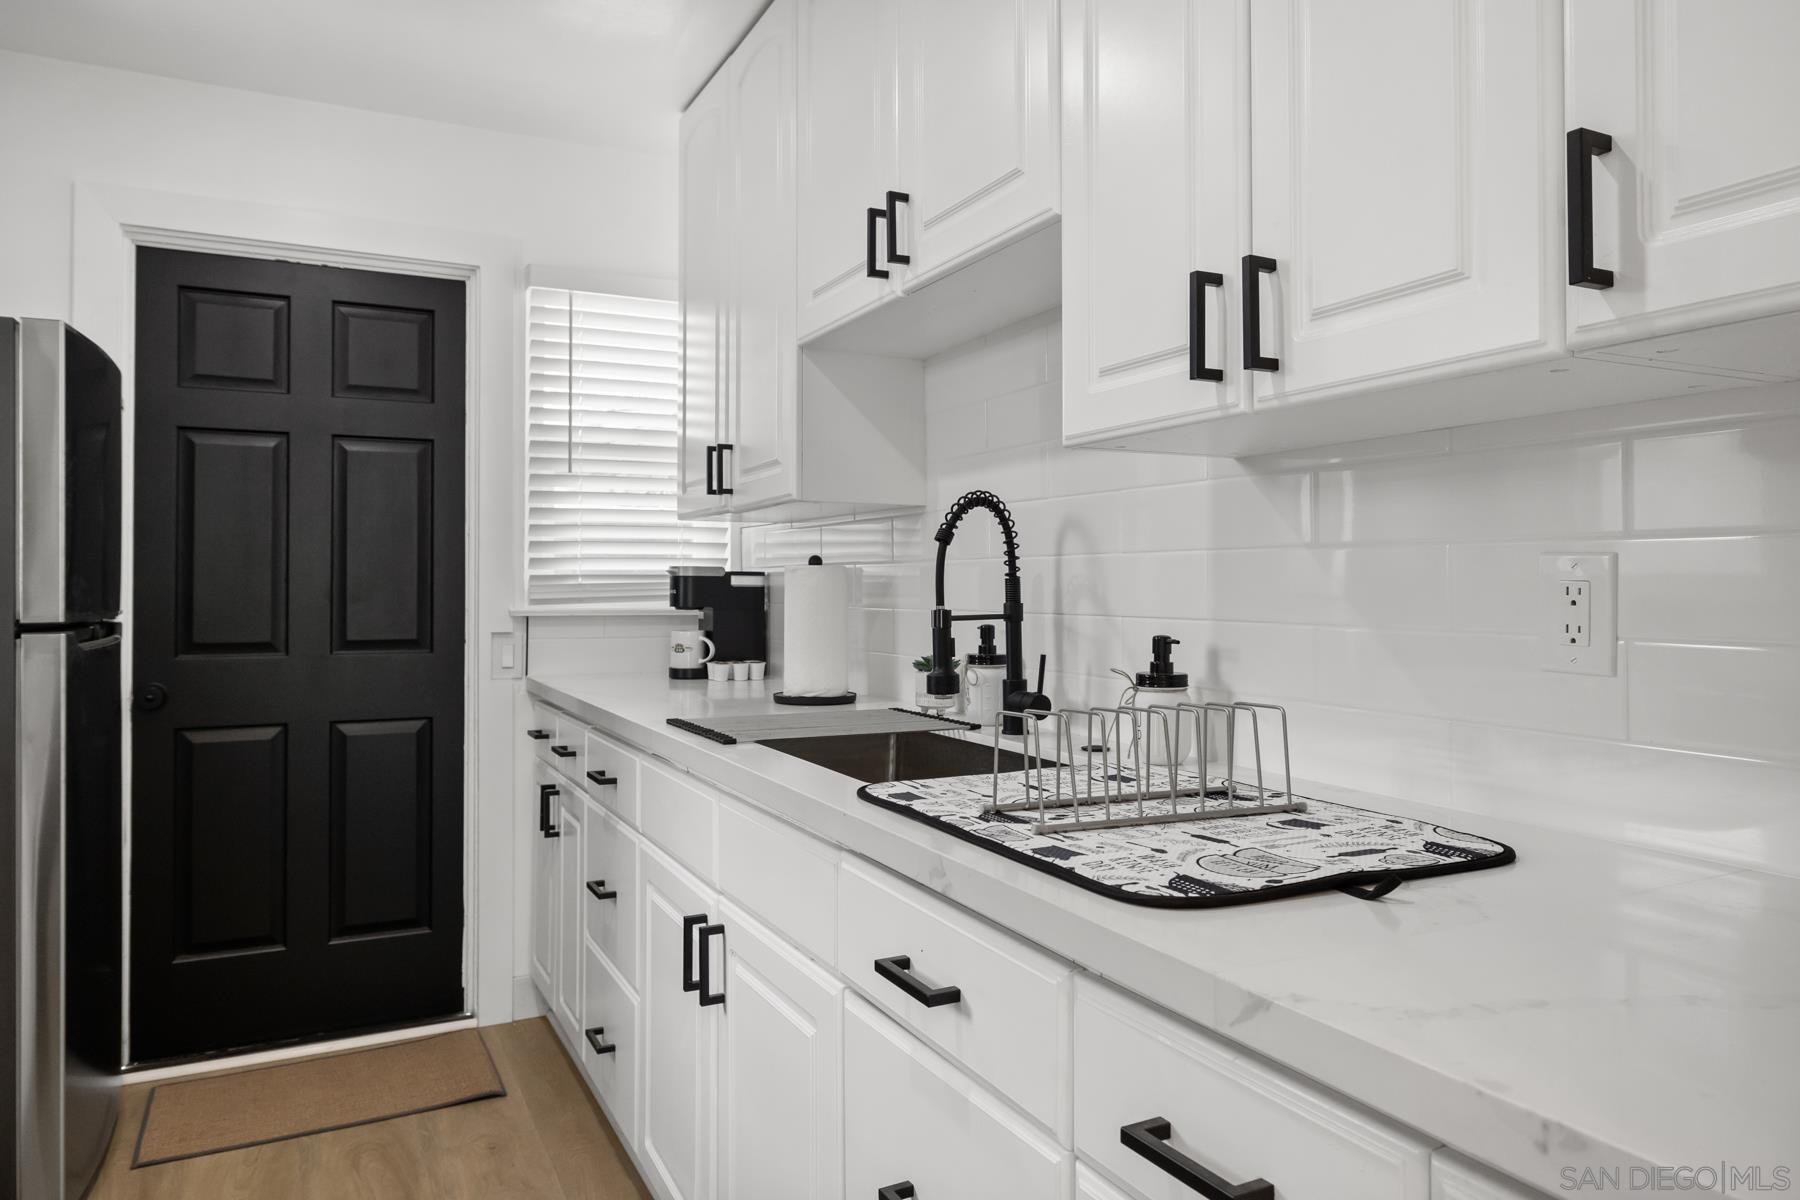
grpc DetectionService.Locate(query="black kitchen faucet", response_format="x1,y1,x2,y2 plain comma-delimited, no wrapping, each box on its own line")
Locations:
926,490,1051,734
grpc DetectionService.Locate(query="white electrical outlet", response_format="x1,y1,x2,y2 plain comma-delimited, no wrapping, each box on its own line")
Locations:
1540,552,1615,675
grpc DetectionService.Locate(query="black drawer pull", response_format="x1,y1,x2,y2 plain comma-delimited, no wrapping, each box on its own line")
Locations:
878,1185,915,1200
1241,254,1279,372
884,190,911,266
551,744,576,758
715,443,734,495
866,207,890,279
1567,127,1615,289
586,879,617,902
538,783,560,839
697,923,726,1007
873,955,961,1008
584,1026,616,1056
586,770,617,787
526,729,550,740
1121,1118,1273,1200
705,443,719,495
1188,269,1224,383
682,913,706,992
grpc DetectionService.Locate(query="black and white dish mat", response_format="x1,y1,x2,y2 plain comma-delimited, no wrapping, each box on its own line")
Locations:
859,767,1514,908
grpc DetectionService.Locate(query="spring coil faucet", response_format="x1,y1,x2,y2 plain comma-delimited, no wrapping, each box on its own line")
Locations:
926,490,1050,734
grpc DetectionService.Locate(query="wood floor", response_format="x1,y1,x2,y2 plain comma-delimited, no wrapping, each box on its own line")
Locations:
88,1018,652,1200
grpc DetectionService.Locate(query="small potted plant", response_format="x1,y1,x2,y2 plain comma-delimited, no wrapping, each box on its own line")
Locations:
911,654,960,709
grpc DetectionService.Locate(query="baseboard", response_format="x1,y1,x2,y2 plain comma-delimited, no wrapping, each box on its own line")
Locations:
513,974,548,1021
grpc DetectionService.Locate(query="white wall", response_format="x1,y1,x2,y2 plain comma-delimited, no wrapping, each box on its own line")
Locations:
0,48,678,1030
748,311,1800,876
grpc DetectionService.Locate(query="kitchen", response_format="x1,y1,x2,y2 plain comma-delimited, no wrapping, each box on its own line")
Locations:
2,1,1797,1198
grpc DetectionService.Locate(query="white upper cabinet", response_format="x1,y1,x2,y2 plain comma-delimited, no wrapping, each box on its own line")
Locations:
1061,0,1248,442
895,0,1059,283
1245,0,1556,405
677,68,733,519
796,0,899,338
1566,0,1800,355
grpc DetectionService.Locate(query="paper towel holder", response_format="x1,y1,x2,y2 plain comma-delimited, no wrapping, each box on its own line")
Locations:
775,555,858,706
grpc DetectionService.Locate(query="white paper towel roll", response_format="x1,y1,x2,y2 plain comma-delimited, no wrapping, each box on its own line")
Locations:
782,562,851,697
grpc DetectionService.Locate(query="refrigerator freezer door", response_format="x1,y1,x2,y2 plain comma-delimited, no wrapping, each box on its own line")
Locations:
16,320,122,626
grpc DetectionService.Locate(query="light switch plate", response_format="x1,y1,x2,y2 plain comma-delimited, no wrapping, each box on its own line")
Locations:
1540,552,1616,675
491,630,521,679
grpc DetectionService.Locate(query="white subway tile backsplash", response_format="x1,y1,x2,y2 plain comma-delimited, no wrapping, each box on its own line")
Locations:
1629,642,1800,761
1620,536,1800,645
1205,545,1451,628
1117,474,1313,551
1633,421,1800,532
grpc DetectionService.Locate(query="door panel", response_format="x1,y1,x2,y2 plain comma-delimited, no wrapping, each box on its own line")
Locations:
1567,0,1800,346
897,0,1058,280
530,765,560,999
796,0,897,336
679,74,731,517
640,846,719,1200
1062,0,1247,440
1248,0,1553,402
132,248,466,1062
556,799,584,1037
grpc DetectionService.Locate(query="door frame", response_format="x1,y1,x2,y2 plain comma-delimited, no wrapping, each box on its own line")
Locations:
70,183,520,1064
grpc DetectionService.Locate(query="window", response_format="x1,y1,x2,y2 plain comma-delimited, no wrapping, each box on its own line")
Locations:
525,287,728,604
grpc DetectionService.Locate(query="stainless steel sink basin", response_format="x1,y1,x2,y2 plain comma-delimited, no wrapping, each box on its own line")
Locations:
760,730,1044,784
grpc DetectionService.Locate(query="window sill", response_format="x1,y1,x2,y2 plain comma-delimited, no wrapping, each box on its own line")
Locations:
511,604,691,620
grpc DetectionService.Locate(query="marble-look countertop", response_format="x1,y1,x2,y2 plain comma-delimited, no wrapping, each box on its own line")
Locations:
528,673,1799,1198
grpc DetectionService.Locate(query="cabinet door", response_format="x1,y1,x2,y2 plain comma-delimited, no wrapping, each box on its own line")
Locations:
679,69,732,518
1061,0,1247,442
640,846,721,1200
796,0,899,337
717,901,843,1200
725,0,800,509
895,0,1058,283
1567,0,1800,352
555,799,584,1037
1247,0,1555,404
844,994,1071,1200
529,768,560,1001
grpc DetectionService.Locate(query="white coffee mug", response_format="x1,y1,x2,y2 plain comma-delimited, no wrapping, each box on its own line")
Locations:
671,631,716,671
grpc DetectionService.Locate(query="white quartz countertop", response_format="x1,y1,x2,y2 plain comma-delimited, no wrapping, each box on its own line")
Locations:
528,673,1799,1197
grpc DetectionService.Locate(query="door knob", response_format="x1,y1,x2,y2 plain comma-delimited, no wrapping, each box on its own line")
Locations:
137,682,168,712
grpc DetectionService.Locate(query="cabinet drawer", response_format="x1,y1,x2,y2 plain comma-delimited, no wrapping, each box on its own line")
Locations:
547,711,586,779
525,699,560,767
1433,1150,1549,1200
1075,977,1433,1200
639,759,717,882
582,799,640,989
844,994,1070,1200
837,858,1071,1138
581,942,639,1148
583,728,640,824
717,796,838,965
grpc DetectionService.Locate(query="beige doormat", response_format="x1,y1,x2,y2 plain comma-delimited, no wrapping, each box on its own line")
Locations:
132,1028,505,1167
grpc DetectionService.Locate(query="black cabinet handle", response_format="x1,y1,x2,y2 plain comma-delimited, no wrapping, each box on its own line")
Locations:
1567,127,1615,290
884,190,911,266
551,744,575,758
1241,255,1280,372
586,879,617,902
586,770,617,787
705,444,718,495
715,443,733,495
878,1185,916,1200
584,1026,616,1056
873,955,961,1008
1120,1118,1273,1200
697,923,725,1007
1188,269,1224,383
682,913,706,992
538,783,560,838
526,729,550,740
866,207,890,279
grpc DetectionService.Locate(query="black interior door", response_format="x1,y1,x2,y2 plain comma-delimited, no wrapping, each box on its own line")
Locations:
131,248,466,1062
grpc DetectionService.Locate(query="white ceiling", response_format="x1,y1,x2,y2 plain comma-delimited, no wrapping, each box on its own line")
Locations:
0,0,769,149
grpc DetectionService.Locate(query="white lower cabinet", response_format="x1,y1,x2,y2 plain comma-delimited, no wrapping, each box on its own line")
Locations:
1433,1150,1551,1200
555,794,584,1037
717,900,843,1200
844,992,1072,1200
582,799,640,989
1075,1164,1137,1200
640,845,723,1200
581,942,640,1147
529,763,561,1000
1074,976,1433,1200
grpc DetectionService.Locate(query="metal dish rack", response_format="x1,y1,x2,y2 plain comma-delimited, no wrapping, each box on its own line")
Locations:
983,702,1306,834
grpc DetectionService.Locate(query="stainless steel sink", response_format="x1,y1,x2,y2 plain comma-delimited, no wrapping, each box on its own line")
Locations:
760,730,1045,784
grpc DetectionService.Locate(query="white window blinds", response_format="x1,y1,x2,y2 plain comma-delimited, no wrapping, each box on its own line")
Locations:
526,287,728,604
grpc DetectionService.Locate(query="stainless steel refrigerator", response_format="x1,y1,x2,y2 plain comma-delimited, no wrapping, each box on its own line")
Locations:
3,318,123,1200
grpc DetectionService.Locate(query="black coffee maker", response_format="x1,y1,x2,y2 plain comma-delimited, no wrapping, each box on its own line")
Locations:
668,566,768,679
